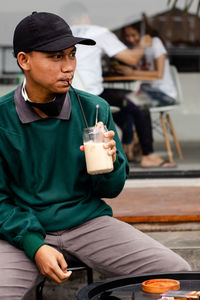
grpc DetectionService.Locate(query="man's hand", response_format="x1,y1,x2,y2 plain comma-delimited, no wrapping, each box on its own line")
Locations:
80,122,117,163
139,34,152,48
103,128,117,163
34,245,72,283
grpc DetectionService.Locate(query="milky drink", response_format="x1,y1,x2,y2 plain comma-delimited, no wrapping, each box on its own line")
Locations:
83,126,114,175
84,141,113,175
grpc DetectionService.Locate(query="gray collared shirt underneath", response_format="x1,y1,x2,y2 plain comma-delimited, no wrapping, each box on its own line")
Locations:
14,84,71,124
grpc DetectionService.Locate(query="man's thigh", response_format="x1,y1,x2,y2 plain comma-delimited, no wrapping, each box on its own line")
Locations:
0,239,42,300
60,216,191,276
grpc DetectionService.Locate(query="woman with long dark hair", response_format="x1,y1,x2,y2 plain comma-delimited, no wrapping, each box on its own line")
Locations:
116,22,177,107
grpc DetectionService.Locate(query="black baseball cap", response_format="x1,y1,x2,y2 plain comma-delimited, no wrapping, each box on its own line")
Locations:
13,11,96,57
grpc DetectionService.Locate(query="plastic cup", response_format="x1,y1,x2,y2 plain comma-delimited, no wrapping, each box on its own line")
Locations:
83,125,114,175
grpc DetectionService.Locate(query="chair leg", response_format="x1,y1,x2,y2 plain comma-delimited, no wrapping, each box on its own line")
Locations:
166,114,183,159
36,279,45,300
87,267,93,285
160,113,174,163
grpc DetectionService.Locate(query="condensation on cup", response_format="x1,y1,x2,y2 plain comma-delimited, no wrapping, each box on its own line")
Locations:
83,125,114,175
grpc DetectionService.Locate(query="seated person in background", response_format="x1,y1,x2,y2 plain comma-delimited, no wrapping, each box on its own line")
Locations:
114,107,157,165
115,22,177,107
0,11,191,299
68,3,174,167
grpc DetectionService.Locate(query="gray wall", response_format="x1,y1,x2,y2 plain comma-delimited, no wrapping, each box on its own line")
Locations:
0,0,199,45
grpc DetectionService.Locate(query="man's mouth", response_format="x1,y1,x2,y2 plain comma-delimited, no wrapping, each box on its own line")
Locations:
60,78,72,86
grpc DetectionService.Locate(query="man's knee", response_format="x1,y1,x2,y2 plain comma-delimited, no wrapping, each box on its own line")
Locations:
155,250,191,273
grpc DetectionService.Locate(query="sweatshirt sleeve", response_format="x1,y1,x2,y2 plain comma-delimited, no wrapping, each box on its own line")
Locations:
91,107,129,198
0,155,46,260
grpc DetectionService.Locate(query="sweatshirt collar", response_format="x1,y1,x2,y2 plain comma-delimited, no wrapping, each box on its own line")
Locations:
14,83,71,124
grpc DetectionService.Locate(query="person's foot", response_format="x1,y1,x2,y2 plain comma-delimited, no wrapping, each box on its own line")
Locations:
140,153,176,168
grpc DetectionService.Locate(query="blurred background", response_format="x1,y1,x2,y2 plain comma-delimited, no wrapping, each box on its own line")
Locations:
0,0,199,178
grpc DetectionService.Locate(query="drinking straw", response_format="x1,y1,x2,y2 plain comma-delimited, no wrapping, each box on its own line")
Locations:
68,82,89,128
95,104,99,125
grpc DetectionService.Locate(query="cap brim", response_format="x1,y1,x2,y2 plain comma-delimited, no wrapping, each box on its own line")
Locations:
34,35,96,52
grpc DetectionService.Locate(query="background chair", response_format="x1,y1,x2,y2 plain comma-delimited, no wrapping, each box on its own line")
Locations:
150,65,184,163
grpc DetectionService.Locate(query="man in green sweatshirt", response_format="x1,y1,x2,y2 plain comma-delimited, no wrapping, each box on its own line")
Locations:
0,11,190,300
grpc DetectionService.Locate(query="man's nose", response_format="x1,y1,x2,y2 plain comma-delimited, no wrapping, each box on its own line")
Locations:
61,58,75,73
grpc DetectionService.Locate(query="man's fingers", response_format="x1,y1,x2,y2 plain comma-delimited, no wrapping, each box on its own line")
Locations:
104,130,115,140
103,138,117,162
96,121,104,128
48,269,72,284
51,253,72,282
80,145,84,152
104,139,116,149
57,252,68,272
50,261,72,282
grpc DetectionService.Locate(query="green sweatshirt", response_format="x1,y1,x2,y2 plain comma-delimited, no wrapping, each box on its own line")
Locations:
0,87,129,261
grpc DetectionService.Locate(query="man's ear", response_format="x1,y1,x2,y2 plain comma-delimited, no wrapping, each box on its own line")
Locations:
17,52,31,71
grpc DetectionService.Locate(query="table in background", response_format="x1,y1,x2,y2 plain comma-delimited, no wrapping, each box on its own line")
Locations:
103,75,157,90
78,272,200,300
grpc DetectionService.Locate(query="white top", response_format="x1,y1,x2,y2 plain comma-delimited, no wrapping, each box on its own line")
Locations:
72,25,127,95
143,37,177,99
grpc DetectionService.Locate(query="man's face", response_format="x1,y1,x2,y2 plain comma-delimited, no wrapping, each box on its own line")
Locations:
19,46,77,99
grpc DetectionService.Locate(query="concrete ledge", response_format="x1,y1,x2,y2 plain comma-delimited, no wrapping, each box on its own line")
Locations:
134,221,200,232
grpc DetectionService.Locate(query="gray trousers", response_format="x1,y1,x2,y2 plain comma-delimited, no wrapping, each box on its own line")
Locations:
0,216,191,299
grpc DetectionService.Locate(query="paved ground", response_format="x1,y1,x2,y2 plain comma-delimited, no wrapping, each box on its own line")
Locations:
128,141,200,179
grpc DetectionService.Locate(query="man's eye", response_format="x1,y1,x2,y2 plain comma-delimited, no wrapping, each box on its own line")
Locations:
53,54,62,59
71,52,76,57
